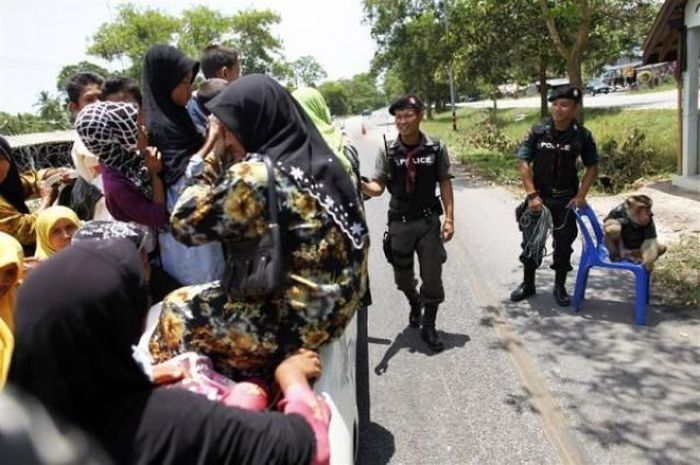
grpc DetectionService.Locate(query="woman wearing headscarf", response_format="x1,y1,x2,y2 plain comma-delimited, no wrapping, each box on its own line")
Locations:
9,240,330,465
34,206,80,260
0,136,63,255
0,232,23,387
75,101,167,230
148,74,369,382
292,86,360,178
142,44,224,286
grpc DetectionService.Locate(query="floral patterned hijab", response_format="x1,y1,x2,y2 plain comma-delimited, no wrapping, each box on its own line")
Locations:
206,74,368,249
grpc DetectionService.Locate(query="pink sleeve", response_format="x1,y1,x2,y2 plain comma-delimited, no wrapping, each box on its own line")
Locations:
279,384,331,465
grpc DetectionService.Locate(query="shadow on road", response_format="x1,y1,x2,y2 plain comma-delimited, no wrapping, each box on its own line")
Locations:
480,266,700,465
372,326,470,376
358,421,396,465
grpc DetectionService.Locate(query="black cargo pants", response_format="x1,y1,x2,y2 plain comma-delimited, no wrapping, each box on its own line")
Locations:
388,214,446,304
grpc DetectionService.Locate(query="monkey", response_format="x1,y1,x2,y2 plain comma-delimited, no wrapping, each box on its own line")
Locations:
603,194,666,271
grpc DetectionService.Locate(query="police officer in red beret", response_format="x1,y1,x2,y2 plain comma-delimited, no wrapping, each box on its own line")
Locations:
362,94,454,351
511,85,599,306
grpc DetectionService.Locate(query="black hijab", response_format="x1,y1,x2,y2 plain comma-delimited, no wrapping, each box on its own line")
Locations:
207,74,368,249
0,136,30,214
9,240,315,465
142,44,203,185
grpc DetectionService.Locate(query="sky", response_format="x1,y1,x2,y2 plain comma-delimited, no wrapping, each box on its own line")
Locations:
0,0,377,114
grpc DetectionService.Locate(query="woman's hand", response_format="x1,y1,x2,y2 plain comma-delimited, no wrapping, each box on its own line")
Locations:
151,362,185,385
143,147,162,176
275,349,322,391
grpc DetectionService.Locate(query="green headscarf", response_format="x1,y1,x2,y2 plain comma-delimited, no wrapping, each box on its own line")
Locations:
292,87,353,175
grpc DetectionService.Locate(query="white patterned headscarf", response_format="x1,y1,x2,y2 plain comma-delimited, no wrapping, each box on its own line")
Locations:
75,101,151,197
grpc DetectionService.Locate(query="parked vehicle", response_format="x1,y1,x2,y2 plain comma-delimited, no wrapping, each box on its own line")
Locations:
586,79,615,95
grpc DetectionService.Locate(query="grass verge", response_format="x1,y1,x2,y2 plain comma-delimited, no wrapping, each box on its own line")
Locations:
653,234,700,311
422,106,678,189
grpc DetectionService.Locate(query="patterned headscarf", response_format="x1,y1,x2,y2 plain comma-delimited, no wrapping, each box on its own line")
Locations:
74,102,152,197
73,220,147,251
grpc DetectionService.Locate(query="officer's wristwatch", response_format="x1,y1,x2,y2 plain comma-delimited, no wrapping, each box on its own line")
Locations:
526,191,540,201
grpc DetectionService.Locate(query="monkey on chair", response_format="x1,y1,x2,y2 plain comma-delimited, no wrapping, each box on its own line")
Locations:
603,194,666,271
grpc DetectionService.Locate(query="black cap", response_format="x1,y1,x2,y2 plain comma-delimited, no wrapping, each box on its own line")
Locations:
389,94,424,115
548,85,583,103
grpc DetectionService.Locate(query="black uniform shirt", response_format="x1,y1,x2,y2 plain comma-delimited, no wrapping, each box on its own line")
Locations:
373,134,453,184
605,203,657,250
517,118,598,193
373,134,453,212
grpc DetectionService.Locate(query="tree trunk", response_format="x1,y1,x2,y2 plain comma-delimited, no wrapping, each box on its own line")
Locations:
490,95,498,125
426,99,433,120
539,54,548,118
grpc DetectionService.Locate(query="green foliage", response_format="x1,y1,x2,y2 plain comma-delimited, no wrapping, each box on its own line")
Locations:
317,81,349,116
317,74,384,116
653,234,700,309
231,9,283,74
88,3,180,79
0,111,70,135
177,6,235,58
87,4,283,78
423,106,678,191
290,56,327,87
56,61,110,92
467,123,518,155
596,128,656,192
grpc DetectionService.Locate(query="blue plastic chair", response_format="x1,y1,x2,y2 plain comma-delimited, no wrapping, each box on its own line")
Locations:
572,204,650,325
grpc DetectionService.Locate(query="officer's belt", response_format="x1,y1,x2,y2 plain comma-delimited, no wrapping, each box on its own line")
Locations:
540,187,577,199
388,207,439,223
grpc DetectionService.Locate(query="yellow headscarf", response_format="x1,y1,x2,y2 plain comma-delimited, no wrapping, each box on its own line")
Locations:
292,87,354,175
35,206,80,259
0,232,23,388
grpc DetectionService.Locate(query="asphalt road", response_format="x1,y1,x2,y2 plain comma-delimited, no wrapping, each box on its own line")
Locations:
350,113,700,465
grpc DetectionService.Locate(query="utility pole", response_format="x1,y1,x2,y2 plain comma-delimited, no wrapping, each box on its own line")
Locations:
444,0,457,131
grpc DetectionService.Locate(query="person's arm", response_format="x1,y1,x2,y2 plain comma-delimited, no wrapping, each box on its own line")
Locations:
569,165,598,208
361,146,388,197
275,350,330,465
568,130,599,208
517,128,543,212
144,147,165,206
170,160,270,246
0,200,37,247
439,179,454,242
102,168,168,229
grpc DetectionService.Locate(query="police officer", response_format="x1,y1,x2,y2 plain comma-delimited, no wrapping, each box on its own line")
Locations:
511,85,599,306
361,95,454,351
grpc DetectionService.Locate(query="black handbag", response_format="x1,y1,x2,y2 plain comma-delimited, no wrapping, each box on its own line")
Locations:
222,156,285,298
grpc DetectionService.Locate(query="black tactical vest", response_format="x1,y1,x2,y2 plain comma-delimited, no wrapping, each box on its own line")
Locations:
386,137,441,213
531,120,583,195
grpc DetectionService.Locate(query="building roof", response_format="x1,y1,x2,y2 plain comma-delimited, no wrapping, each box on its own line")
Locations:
4,130,78,148
643,0,687,64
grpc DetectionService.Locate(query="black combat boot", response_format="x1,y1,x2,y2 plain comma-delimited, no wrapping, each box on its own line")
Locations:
510,266,536,302
404,290,422,328
553,270,570,307
421,304,444,352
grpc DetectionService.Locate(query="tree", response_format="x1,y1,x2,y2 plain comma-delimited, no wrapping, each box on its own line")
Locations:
231,9,284,74
364,0,454,118
318,81,349,116
538,0,659,89
177,6,235,58
88,3,180,79
33,91,71,127
56,61,110,92
291,56,327,87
